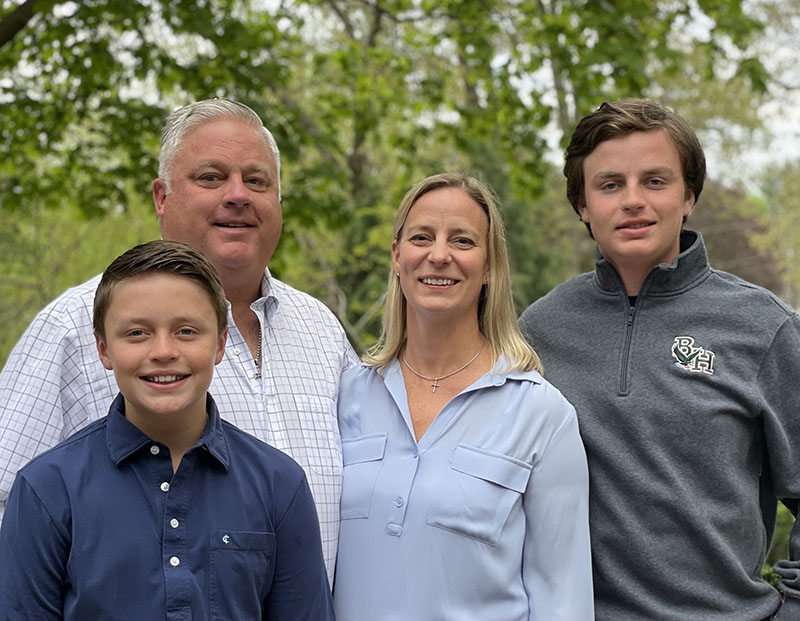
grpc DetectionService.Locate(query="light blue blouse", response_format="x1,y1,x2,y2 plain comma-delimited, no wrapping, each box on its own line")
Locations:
334,359,593,621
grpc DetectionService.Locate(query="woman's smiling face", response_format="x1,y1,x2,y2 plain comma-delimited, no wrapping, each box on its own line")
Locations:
392,187,489,325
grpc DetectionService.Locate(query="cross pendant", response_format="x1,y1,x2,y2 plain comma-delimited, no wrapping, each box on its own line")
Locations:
431,379,439,393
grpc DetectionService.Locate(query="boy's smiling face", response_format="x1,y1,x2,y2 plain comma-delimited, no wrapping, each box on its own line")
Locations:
95,273,227,434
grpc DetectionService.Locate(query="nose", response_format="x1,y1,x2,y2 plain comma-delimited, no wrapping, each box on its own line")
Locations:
223,175,251,208
621,181,645,210
150,333,178,361
427,238,451,266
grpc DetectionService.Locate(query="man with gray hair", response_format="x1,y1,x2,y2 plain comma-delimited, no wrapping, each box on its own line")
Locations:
0,99,356,584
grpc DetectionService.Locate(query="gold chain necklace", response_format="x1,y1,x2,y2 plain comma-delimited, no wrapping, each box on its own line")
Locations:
402,344,484,393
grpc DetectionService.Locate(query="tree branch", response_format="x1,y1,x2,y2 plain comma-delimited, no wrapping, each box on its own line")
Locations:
0,0,40,51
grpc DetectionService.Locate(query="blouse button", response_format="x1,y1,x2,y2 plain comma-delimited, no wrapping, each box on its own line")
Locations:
170,518,179,528
160,482,170,492
169,556,180,567
394,497,404,508
150,445,160,455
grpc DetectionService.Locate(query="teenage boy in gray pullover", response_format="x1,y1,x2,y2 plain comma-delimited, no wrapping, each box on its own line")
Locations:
520,98,800,621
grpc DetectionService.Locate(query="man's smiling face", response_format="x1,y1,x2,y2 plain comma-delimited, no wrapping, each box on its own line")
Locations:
153,118,282,281
579,129,695,283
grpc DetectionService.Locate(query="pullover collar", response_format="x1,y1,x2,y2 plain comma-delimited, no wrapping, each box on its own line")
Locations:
594,229,711,296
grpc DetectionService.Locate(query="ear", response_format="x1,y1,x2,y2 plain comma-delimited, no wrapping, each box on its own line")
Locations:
391,239,400,274
215,327,228,365
578,201,590,224
683,190,695,218
153,178,168,221
95,332,114,371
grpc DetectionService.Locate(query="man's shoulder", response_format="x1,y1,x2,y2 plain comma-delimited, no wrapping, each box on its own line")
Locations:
35,274,102,324
269,277,339,320
521,272,595,319
708,268,796,320
16,417,108,484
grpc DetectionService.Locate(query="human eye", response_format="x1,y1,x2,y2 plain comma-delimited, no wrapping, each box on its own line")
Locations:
453,236,476,248
408,232,431,244
196,171,222,185
177,327,198,336
647,177,666,187
124,329,147,338
600,180,619,191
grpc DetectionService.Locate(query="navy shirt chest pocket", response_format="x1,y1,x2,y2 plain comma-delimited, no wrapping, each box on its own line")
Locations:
426,444,531,546
340,433,387,519
209,529,275,620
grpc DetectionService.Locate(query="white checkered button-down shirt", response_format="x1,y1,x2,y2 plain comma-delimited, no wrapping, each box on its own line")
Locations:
0,270,357,584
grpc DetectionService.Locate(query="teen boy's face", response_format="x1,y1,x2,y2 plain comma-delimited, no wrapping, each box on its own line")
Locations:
579,130,695,277
96,273,226,431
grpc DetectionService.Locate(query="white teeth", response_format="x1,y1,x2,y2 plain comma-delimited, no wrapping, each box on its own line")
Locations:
146,375,183,383
219,223,248,227
421,278,456,286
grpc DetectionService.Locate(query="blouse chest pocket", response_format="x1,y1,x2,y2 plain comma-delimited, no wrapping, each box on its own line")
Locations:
426,444,531,546
209,530,275,620
340,433,387,519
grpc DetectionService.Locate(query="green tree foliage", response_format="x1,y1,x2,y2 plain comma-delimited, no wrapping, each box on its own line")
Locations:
267,0,772,348
0,193,158,361
0,0,778,356
752,161,800,308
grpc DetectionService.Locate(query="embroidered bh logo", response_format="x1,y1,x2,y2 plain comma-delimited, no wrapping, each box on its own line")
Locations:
671,336,716,375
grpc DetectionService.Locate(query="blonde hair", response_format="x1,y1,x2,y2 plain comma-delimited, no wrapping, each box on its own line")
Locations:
366,172,542,374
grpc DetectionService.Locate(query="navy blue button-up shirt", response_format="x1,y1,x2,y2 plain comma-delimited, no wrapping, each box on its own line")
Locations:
0,394,334,620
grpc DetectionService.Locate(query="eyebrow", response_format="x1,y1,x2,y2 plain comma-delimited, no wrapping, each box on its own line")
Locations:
405,223,481,237
190,160,274,178
591,166,677,181
115,315,211,327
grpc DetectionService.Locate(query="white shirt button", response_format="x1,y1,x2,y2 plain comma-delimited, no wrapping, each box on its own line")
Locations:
169,556,180,567
150,445,160,455
170,518,179,528
394,497,404,507
233,347,241,355
160,482,170,492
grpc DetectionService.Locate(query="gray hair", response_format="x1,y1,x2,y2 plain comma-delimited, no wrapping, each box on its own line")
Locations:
158,99,282,198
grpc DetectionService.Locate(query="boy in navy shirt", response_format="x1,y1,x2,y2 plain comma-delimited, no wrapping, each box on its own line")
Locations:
0,240,334,620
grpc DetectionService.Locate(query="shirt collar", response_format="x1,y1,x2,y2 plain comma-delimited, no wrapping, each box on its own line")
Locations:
384,355,542,393
594,229,710,295
251,267,278,320
106,393,231,471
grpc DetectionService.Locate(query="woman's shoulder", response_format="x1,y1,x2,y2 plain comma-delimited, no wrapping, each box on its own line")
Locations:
341,361,383,387
494,367,577,423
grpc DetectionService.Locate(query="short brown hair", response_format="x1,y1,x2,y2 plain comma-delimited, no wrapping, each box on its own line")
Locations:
564,99,706,229
93,241,228,340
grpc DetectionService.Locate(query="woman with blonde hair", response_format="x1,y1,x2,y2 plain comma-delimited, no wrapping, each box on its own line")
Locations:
334,173,593,620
